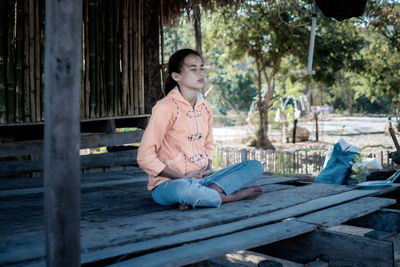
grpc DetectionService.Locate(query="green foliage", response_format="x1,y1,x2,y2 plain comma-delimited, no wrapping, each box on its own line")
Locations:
359,0,400,98
209,60,258,112
161,0,400,118
349,154,369,185
162,17,196,58
211,149,224,171
276,151,296,176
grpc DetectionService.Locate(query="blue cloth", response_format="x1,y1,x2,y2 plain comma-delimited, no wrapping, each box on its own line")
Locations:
152,160,264,208
314,143,358,185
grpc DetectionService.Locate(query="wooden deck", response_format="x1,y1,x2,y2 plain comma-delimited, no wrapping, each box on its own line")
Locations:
1,170,399,266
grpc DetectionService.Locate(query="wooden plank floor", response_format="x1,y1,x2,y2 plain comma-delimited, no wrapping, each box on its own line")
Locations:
0,170,399,266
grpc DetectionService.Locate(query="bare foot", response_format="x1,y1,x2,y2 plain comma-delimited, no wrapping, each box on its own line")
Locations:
179,204,191,211
220,187,263,203
233,187,263,200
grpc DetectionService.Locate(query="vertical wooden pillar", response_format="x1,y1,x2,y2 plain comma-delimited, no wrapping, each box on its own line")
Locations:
143,0,162,114
44,0,82,266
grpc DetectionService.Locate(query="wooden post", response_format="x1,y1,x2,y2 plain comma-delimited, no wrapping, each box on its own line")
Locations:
314,113,319,141
292,119,297,144
44,0,82,266
241,148,248,162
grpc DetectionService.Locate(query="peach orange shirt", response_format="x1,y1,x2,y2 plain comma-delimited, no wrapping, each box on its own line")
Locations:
137,88,214,190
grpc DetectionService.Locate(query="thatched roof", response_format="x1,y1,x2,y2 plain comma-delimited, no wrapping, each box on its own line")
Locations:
161,0,244,25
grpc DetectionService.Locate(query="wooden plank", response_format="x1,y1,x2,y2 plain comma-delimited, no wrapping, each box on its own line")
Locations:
253,229,394,266
252,175,300,186
0,169,145,190
79,183,349,247
0,130,143,157
2,182,396,266
0,160,43,176
0,149,139,177
43,0,83,265
298,197,396,228
0,173,148,197
0,183,344,265
347,208,400,233
108,220,316,267
207,250,304,267
80,186,382,264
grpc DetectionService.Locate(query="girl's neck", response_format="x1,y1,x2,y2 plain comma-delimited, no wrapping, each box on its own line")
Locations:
179,86,198,108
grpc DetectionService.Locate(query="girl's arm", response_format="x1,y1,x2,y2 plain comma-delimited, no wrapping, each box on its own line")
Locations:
137,104,172,177
160,166,212,179
206,159,212,171
204,102,214,169
158,166,184,180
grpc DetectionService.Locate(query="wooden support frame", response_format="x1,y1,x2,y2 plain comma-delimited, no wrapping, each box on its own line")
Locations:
0,130,144,158
252,229,394,266
347,208,400,233
44,0,82,266
106,220,316,267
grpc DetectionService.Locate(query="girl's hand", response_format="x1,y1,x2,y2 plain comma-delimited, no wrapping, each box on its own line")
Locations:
186,168,213,178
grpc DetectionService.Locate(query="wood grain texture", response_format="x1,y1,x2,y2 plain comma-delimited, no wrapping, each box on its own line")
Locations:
298,197,396,228
253,229,394,267
109,220,316,267
43,0,83,265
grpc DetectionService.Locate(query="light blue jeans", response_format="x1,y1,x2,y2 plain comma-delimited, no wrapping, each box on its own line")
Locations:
152,160,264,208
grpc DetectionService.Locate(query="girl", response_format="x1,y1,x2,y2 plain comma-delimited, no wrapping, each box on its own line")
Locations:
137,49,264,211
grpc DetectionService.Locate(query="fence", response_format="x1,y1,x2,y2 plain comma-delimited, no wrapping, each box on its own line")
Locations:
214,146,399,178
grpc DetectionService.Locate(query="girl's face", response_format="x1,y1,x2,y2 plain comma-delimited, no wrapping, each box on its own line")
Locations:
172,54,205,91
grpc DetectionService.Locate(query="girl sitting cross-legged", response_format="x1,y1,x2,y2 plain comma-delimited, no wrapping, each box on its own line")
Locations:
137,48,264,211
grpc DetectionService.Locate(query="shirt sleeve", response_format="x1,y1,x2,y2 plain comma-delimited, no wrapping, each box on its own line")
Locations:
137,102,173,177
204,102,214,161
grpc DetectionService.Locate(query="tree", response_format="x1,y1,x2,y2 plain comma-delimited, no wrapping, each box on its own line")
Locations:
360,0,400,98
207,2,313,148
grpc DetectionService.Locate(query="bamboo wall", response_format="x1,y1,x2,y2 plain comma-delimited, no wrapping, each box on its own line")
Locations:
0,0,146,124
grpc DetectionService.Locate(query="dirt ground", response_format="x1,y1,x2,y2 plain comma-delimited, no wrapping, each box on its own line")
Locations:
268,114,398,155
270,132,397,155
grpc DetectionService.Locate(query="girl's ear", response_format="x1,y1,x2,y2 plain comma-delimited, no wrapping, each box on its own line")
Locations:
171,72,180,82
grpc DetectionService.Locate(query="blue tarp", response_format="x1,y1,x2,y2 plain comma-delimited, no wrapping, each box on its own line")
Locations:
314,142,358,185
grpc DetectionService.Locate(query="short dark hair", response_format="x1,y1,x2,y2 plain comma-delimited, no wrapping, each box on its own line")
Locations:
165,49,202,94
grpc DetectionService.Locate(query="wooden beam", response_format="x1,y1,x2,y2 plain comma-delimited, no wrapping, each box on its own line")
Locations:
0,130,144,158
44,0,82,266
297,197,396,228
0,149,139,177
107,220,316,267
253,229,394,266
347,208,400,233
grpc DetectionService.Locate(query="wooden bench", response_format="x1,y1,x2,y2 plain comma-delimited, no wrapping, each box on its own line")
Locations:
0,130,144,178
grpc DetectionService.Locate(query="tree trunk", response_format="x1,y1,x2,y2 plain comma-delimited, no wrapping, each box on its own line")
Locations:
348,88,353,115
193,4,202,56
255,59,266,148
